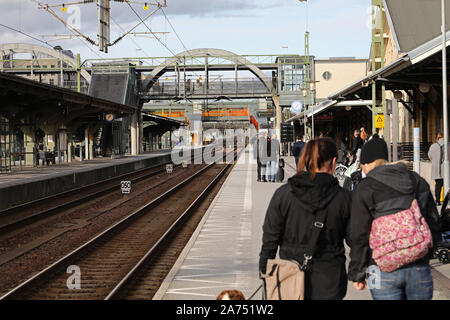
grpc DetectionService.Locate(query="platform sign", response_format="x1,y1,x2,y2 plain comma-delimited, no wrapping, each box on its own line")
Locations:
121,181,131,194
375,114,385,129
166,164,173,174
280,123,294,143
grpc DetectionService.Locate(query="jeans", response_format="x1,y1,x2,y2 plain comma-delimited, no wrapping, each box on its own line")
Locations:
367,264,433,300
266,160,278,181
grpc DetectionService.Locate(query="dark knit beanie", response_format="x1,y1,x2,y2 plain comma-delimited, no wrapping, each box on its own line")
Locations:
360,137,388,164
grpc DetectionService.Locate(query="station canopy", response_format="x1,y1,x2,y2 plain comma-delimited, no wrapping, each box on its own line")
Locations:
322,0,450,111
0,72,136,125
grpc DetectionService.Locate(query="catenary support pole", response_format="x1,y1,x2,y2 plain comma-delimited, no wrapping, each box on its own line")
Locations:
392,99,399,162
442,0,449,194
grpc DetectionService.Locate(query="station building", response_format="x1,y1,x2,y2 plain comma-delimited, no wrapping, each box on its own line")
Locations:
288,0,450,185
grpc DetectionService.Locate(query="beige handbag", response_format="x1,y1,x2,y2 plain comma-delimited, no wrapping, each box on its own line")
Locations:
260,208,327,300
261,259,306,300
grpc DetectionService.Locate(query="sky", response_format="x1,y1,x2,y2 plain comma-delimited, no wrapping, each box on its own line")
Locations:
0,0,372,62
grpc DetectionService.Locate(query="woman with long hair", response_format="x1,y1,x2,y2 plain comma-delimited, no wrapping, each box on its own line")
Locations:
259,138,352,300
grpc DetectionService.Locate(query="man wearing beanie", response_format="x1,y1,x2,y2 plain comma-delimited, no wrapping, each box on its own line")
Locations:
348,136,441,300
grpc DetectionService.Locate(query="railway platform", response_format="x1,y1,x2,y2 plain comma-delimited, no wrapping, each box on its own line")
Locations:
0,150,172,210
154,146,450,300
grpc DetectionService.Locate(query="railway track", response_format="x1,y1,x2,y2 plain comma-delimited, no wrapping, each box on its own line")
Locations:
0,148,240,300
0,149,208,234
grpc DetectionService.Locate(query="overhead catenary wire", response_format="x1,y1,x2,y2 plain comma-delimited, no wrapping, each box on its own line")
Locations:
160,8,194,59
0,23,56,49
27,0,104,59
110,14,152,60
126,2,180,59
160,8,205,69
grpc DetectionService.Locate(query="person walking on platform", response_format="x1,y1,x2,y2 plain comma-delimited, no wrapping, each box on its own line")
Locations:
350,129,363,165
360,127,369,144
258,132,268,182
292,135,305,168
255,132,265,182
265,133,280,183
428,132,445,205
259,138,352,299
349,137,441,300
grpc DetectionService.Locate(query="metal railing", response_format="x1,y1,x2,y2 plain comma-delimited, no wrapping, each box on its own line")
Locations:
393,142,432,162
142,78,271,98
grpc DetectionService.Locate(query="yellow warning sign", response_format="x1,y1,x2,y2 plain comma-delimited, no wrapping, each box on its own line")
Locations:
375,114,385,129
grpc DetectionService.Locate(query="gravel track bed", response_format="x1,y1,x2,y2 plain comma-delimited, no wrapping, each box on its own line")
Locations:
0,164,170,228
115,164,231,299
0,164,203,296
7,164,226,299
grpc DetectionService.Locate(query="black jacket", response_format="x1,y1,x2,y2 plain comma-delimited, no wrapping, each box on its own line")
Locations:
348,163,442,282
292,141,305,158
259,172,352,300
352,136,363,156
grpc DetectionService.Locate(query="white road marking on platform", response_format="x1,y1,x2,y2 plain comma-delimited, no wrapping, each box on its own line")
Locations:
243,154,253,213
172,279,233,285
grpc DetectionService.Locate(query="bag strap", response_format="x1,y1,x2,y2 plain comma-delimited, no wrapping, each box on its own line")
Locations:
276,269,282,300
248,284,263,300
301,207,328,271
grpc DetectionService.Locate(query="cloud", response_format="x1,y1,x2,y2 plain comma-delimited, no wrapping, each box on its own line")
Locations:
0,0,372,60
0,0,279,44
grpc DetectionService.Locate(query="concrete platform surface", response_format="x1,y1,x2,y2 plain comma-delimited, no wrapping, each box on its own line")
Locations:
0,150,170,188
0,150,172,210
154,148,449,300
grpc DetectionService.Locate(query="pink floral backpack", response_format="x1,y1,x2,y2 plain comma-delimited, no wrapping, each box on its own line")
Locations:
369,171,433,273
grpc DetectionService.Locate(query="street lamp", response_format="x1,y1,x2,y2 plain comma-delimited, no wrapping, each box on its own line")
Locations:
299,0,308,32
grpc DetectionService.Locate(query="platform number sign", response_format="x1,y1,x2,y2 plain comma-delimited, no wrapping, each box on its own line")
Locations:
166,164,173,174
121,181,131,194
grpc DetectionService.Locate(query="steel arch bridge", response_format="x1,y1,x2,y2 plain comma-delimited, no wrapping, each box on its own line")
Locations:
139,48,276,100
0,43,91,83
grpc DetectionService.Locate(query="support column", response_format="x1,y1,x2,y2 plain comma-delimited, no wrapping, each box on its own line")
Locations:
131,111,138,156
89,133,94,160
272,95,282,153
371,0,386,137
84,127,89,160
22,127,35,167
138,110,143,154
68,134,72,163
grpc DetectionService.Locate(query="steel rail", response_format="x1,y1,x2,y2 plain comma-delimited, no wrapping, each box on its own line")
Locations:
0,162,170,234
0,149,207,234
0,148,236,300
105,163,232,299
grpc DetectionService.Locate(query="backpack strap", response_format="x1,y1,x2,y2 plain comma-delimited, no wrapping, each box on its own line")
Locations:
301,207,328,271
407,170,419,198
